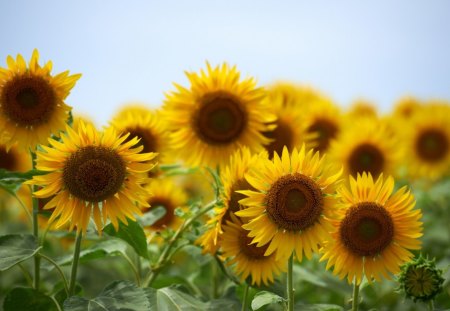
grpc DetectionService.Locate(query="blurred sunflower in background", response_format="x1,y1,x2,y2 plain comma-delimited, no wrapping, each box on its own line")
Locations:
220,214,286,286
320,173,423,285
347,99,378,120
263,89,316,158
236,146,342,261
0,49,80,150
393,96,422,120
197,147,265,254
162,62,275,167
401,103,450,181
303,98,342,154
140,178,188,236
27,120,157,234
329,118,400,179
110,105,171,167
0,142,31,172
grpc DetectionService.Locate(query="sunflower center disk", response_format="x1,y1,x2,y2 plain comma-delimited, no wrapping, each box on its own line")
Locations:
144,199,173,230
416,129,448,162
264,120,294,158
240,231,269,259
1,76,56,126
266,173,323,231
307,118,338,152
0,147,17,170
63,146,126,202
196,93,246,144
348,143,385,177
124,127,157,153
339,202,394,257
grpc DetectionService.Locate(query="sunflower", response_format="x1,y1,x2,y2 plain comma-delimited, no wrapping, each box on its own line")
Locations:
26,120,157,234
236,145,342,261
393,96,422,119
140,178,187,233
263,91,316,158
196,147,265,254
162,62,275,167
347,99,378,119
0,142,31,172
303,98,342,154
402,103,450,181
110,104,171,166
0,49,81,150
320,173,423,285
220,214,286,286
329,119,400,179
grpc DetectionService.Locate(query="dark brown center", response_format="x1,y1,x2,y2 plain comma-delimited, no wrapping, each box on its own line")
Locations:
123,126,157,153
63,146,126,202
266,173,323,231
264,119,294,159
339,202,394,257
0,147,17,171
307,118,338,153
194,92,247,145
415,128,448,163
223,178,254,225
144,198,174,230
1,75,56,126
348,143,385,177
239,229,269,259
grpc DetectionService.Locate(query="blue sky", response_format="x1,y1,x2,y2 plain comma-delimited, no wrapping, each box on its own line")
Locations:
1,0,449,125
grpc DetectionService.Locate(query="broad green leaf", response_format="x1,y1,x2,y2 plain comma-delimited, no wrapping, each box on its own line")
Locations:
0,234,40,271
104,219,149,259
251,291,286,310
137,206,166,227
64,280,150,311
294,303,344,311
3,287,58,311
147,286,208,311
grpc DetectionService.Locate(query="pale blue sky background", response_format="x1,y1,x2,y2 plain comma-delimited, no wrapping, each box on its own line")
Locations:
1,1,449,125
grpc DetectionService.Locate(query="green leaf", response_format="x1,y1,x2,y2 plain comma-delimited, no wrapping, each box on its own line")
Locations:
294,303,344,311
251,291,286,310
147,286,208,310
137,206,166,227
3,287,58,311
104,219,149,259
0,234,40,271
53,282,83,308
0,168,47,195
64,280,150,311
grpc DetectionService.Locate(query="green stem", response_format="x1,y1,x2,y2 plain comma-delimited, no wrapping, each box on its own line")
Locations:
31,152,41,290
68,232,83,296
428,300,434,311
18,263,33,287
352,282,360,311
212,259,218,299
121,253,141,286
12,193,32,225
144,200,217,287
287,254,294,311
241,284,250,311
39,253,69,296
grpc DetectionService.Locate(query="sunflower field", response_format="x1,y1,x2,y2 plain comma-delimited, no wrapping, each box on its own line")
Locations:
0,50,449,311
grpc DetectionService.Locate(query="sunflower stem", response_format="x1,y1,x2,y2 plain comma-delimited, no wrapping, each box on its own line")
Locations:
241,284,250,311
427,300,434,311
352,282,360,311
31,151,41,290
144,199,217,287
68,231,83,296
287,253,294,311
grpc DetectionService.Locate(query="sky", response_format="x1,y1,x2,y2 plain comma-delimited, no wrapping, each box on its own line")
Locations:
1,0,450,125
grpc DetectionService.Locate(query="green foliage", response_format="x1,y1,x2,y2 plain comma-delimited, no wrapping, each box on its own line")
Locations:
3,287,58,311
104,219,149,259
251,291,286,310
0,234,40,271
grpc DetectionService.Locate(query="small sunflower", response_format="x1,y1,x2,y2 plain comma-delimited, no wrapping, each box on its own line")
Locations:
196,147,265,254
140,178,188,233
303,98,342,154
329,119,400,179
163,63,275,167
110,105,171,165
320,173,423,285
393,96,422,119
0,49,81,150
236,145,342,261
0,142,31,172
402,103,450,181
347,99,378,119
264,91,316,158
220,214,286,286
27,120,157,234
